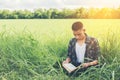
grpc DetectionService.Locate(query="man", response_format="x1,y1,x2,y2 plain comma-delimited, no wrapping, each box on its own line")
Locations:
62,21,100,69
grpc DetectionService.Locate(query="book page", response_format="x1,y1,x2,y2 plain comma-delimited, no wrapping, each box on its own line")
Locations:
63,63,77,73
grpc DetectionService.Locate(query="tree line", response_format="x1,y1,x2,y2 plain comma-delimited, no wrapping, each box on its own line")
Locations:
0,7,120,19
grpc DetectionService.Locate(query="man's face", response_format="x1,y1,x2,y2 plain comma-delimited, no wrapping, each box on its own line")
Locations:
73,29,85,40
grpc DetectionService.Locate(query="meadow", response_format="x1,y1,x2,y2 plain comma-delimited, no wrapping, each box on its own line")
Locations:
0,19,120,80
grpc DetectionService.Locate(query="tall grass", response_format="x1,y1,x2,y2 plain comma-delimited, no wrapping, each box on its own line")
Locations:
0,19,120,80
0,30,70,80
0,29,120,80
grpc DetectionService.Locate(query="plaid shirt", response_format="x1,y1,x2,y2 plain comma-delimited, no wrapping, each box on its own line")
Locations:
67,34,100,66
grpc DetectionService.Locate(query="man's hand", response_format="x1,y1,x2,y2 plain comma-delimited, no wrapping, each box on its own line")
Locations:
62,60,68,64
82,63,90,68
82,60,98,68
62,57,71,65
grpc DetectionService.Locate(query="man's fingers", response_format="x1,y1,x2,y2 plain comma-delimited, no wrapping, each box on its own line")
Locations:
62,61,66,65
82,63,89,68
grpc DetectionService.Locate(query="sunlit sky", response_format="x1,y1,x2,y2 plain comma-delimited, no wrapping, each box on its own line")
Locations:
0,0,120,10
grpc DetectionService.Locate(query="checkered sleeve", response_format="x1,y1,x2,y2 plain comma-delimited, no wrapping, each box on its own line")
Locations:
67,39,73,59
93,38,100,60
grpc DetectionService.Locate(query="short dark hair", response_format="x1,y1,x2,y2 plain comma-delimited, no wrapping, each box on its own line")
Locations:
72,21,83,31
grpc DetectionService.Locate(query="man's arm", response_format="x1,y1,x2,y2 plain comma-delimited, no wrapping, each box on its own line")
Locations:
83,38,100,68
62,39,73,65
82,60,98,68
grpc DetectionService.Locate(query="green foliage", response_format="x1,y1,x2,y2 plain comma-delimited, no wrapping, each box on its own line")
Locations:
0,19,120,80
0,7,120,19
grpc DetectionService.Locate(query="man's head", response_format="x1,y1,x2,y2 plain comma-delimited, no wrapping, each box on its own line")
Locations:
72,21,86,40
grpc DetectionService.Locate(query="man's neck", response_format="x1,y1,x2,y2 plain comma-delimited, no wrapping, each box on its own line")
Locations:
77,36,86,45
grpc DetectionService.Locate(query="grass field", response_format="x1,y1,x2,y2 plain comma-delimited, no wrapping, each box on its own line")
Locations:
0,19,120,80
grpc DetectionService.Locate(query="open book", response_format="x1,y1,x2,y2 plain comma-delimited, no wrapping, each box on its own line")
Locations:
63,63,82,73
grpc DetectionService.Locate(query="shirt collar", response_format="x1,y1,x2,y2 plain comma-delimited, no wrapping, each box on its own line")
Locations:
85,33,91,44
74,33,91,44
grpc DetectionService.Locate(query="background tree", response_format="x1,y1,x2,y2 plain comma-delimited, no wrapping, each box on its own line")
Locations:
0,7,120,19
